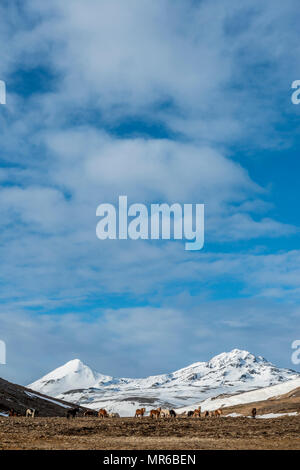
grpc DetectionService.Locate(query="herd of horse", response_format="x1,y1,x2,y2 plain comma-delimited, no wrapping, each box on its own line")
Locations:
85,406,224,419
8,408,38,417
68,405,224,419
134,406,222,419
7,406,258,419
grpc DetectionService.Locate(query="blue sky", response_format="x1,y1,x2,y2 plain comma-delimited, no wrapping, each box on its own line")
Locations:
0,0,300,384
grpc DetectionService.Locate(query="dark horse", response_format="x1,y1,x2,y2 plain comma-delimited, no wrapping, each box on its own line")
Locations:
84,410,97,417
169,409,176,418
251,408,257,419
67,407,80,419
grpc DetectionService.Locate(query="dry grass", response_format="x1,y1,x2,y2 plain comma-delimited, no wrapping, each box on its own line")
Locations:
0,415,299,450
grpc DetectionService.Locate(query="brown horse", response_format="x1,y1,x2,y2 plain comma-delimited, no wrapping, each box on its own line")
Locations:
214,409,222,417
9,408,17,417
251,408,257,419
150,407,161,419
98,408,108,418
135,407,146,418
193,406,201,418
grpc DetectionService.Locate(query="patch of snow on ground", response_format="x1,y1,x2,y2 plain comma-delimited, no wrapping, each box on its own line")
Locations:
257,412,298,419
177,377,300,413
25,391,72,408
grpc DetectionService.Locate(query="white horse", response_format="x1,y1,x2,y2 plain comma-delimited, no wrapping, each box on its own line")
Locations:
26,408,36,417
108,412,120,418
160,409,170,418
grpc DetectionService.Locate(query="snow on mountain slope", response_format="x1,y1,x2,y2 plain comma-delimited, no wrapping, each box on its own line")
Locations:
28,349,300,416
177,377,300,413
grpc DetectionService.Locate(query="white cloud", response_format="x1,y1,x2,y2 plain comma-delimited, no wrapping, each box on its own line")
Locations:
4,0,296,145
0,1,299,381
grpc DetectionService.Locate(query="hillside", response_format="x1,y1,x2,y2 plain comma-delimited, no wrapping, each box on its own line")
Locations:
177,377,300,416
0,376,87,417
220,386,300,418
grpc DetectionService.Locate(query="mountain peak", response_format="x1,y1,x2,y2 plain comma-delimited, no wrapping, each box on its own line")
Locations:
28,358,100,396
219,348,254,358
229,348,251,355
179,349,261,372
41,358,90,379
207,349,266,369
62,358,86,371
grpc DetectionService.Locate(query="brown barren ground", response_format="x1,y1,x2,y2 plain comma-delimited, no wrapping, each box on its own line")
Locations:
0,416,299,450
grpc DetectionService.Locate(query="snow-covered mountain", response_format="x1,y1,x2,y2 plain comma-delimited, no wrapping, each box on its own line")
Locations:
28,358,110,397
28,349,300,416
